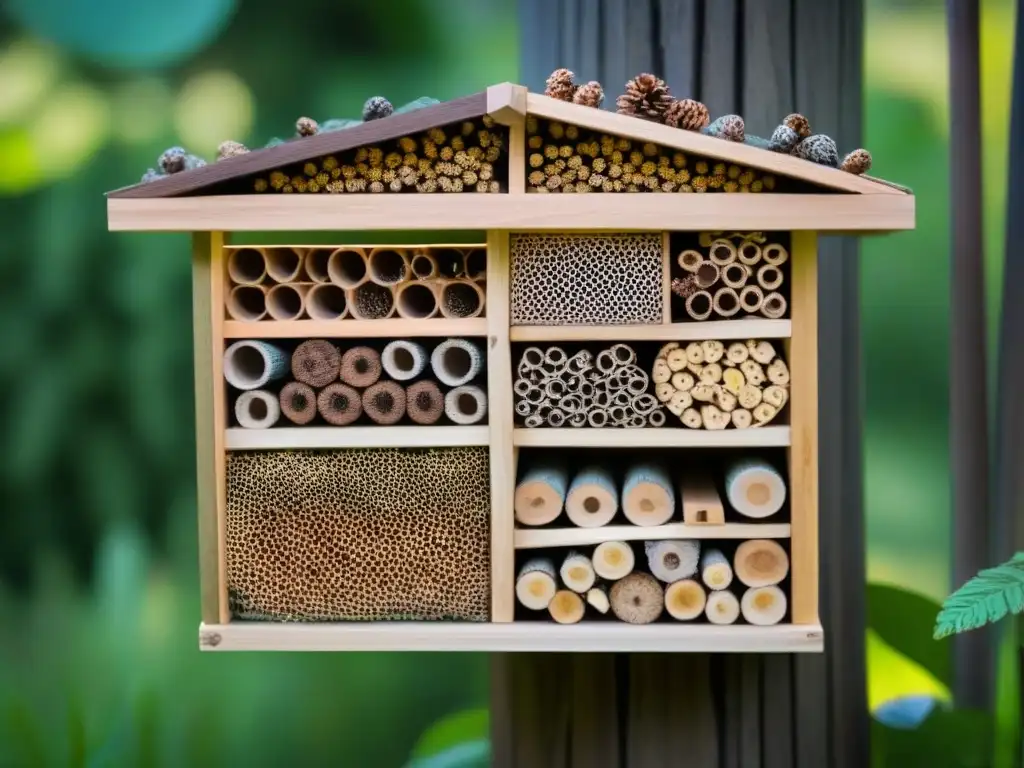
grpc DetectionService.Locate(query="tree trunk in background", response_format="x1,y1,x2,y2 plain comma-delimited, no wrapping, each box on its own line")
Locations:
492,1,867,766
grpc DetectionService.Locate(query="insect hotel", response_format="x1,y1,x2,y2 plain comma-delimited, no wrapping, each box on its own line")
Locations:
106,72,914,653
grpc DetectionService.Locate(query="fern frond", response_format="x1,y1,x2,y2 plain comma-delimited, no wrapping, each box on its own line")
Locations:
933,552,1024,639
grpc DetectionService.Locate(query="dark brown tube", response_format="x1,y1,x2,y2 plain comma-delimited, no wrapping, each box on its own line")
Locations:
317,383,363,426
339,346,382,388
406,380,444,425
291,339,341,388
435,248,465,278
279,382,317,425
362,381,406,425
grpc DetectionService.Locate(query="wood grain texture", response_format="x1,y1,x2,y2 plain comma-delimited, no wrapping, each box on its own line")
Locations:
742,0,794,137
570,655,621,768
513,426,791,448
510,319,793,341
107,93,488,198
225,426,489,450
223,317,487,339
658,0,700,98
506,99,528,194
515,523,792,550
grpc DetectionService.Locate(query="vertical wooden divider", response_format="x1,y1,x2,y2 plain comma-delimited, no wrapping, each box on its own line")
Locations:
487,229,515,622
193,231,229,626
661,231,672,324
788,230,820,626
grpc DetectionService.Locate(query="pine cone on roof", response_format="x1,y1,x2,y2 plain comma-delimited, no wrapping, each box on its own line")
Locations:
841,148,872,175
783,113,811,139
704,115,745,143
296,117,319,137
663,98,710,131
793,134,839,167
573,81,604,108
362,96,394,121
769,124,799,153
217,140,249,160
616,73,673,120
545,68,577,101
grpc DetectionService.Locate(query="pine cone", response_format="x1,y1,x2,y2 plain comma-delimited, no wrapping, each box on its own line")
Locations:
217,140,249,161
783,113,811,138
296,117,319,137
573,81,604,108
671,275,699,299
769,124,799,153
704,115,745,143
616,73,673,120
793,134,839,167
545,68,577,101
362,96,394,121
159,146,187,174
841,148,872,175
664,98,710,131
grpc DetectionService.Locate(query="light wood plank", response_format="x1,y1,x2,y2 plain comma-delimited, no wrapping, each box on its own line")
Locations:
223,242,486,251
506,92,528,194
510,319,792,341
487,230,515,622
223,317,487,339
789,231,820,625
192,232,228,625
512,426,791,448
225,426,489,450
198,621,825,653
515,523,792,550
487,82,528,126
108,193,916,233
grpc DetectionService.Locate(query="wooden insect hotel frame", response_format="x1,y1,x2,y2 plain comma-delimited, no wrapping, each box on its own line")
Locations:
106,83,914,653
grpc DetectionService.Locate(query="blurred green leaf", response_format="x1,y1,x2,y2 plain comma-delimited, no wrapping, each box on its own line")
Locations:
411,708,488,760
868,582,951,686
872,707,992,768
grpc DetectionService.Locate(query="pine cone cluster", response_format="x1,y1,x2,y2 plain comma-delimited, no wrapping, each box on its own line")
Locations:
217,140,250,161
296,117,320,137
362,96,394,121
573,81,604,108
545,68,577,101
769,125,799,153
664,98,710,131
793,134,839,167
705,115,745,143
616,73,673,120
783,113,812,139
840,148,872,175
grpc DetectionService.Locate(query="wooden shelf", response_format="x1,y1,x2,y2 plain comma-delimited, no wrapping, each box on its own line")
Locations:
223,318,487,339
514,522,792,550
512,426,791,448
510,320,792,342
225,426,489,450
199,621,823,653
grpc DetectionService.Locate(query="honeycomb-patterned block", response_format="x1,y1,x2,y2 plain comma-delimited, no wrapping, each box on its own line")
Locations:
226,447,490,622
510,233,663,325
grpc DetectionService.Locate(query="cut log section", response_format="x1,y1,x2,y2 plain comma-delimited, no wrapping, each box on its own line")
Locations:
226,284,267,321
515,558,557,610
679,473,725,525
361,380,407,425
746,339,776,364
549,589,586,624
565,467,618,528
731,409,753,429
734,539,790,587
677,249,703,272
339,346,382,388
430,338,483,387
664,579,707,621
622,465,676,526
610,572,664,625
514,465,568,526
645,540,700,584
279,381,317,425
725,342,749,366
291,339,341,388
705,590,741,625
317,382,363,426
560,551,597,593
234,390,280,429
592,541,635,580
405,380,444,425
586,585,610,614
741,585,788,626
327,247,368,288
725,459,787,518
699,548,734,591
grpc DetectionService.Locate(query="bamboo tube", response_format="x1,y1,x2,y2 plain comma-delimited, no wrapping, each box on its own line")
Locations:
762,243,789,266
514,464,568,526
226,285,267,321
406,380,444,425
685,342,704,364
568,411,588,427
560,551,597,593
665,579,707,620
596,350,618,374
677,249,703,272
565,466,618,528
762,385,788,409
544,378,567,400
756,264,784,291
279,382,317,425
670,372,695,392
685,291,713,321
549,590,586,624
438,279,485,319
592,541,635,580
713,287,741,317
632,393,658,415
725,342,749,366
739,285,764,313
586,585,610,614
395,282,439,319
695,261,721,289
648,409,666,427
666,347,688,371
753,403,779,425
518,346,544,373
732,409,753,429
609,343,637,367
721,262,749,289
265,247,305,283
705,590,741,625
709,239,738,265
622,464,675,526
367,248,410,286
560,394,584,414
348,283,395,319
463,248,487,281
381,340,427,381
761,292,787,319
702,340,724,363
524,414,544,428
445,385,488,425
767,358,791,386
610,573,664,624
362,381,407,425
700,404,731,430
612,390,632,407
223,340,289,390
738,384,763,410
734,539,790,587
681,408,702,428
587,409,609,428
410,250,439,279
434,247,466,278
567,350,595,374
522,385,544,404
266,282,310,320
741,586,788,626
430,338,483,386
291,339,341,388
227,247,267,285
722,367,745,395
700,549,734,590
316,383,363,426
737,240,762,266
745,339,775,364
234,390,280,429
305,283,349,319
725,458,787,519
608,405,628,424
652,358,672,385
516,558,557,610
304,248,331,283
690,384,715,403
740,359,766,387
700,363,723,384
645,540,700,583
513,378,534,397
327,247,368,288
714,389,738,413
339,346,382,388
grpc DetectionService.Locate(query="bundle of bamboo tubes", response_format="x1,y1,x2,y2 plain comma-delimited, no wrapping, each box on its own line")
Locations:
513,343,662,428
671,232,789,321
652,339,791,429
225,245,486,322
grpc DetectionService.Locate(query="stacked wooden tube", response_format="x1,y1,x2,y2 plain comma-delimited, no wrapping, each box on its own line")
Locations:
513,343,662,428
652,340,790,429
222,337,487,427
224,245,486,322
671,233,789,321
